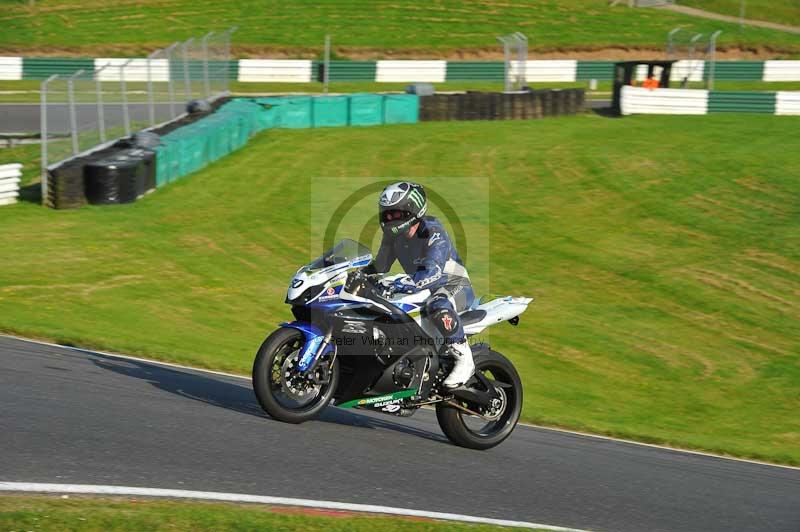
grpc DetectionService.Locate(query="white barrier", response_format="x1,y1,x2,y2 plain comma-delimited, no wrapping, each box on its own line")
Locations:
763,61,800,82
95,58,170,82
237,59,313,83
0,56,22,81
376,60,447,83
670,60,705,82
775,91,800,116
0,163,22,206
635,60,704,83
621,86,709,115
510,60,577,83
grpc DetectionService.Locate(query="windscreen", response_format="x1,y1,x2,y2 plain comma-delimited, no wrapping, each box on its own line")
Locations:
304,239,372,271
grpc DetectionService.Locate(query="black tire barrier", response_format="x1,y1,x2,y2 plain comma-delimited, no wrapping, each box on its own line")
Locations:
47,160,86,210
46,146,119,209
48,96,234,209
419,89,585,122
135,148,157,193
84,150,147,205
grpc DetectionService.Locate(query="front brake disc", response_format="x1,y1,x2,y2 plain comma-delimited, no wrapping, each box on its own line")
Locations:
280,353,321,403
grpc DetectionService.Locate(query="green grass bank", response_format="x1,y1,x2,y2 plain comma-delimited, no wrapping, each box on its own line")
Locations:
0,113,798,464
1,0,798,56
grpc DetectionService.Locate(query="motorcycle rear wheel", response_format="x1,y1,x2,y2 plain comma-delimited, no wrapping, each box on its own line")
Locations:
252,327,338,424
436,349,523,450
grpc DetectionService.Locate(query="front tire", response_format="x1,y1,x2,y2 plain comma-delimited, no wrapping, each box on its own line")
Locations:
252,327,338,424
436,349,523,450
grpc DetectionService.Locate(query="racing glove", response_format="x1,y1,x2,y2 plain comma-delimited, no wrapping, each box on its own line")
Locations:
390,275,417,294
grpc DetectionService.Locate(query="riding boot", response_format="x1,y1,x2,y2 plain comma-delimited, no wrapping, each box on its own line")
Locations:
443,339,475,388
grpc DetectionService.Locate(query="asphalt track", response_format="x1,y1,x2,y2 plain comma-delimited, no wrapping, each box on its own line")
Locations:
0,103,174,134
1,335,798,532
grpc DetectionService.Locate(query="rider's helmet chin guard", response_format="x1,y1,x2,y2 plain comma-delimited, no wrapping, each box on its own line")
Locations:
379,181,428,236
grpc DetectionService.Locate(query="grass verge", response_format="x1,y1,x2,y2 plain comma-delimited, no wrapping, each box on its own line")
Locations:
0,495,535,531
0,114,798,465
0,0,798,55
681,0,800,27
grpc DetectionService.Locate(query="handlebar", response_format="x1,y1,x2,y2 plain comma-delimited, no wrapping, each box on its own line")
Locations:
345,269,392,300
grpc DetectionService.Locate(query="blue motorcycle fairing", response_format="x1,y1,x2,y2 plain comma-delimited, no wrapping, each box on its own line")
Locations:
279,321,335,372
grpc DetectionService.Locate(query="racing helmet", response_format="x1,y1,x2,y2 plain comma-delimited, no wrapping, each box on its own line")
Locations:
378,181,428,236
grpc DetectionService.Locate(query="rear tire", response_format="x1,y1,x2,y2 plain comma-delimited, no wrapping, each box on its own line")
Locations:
252,327,338,424
436,349,523,450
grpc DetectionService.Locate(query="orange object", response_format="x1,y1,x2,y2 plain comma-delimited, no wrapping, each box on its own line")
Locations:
642,77,660,90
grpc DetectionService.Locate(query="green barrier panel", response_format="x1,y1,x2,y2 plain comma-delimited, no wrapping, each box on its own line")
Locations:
154,145,170,187
327,61,377,81
349,93,384,126
166,130,207,178
576,61,615,81
230,99,271,130
153,98,274,187
251,97,284,127
312,96,349,127
445,62,504,81
279,96,313,128
383,94,419,124
260,106,281,129
22,57,95,79
162,141,181,184
706,61,765,81
200,120,227,162
707,91,776,113
252,97,286,105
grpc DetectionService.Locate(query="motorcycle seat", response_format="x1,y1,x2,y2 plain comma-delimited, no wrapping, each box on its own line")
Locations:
459,309,487,326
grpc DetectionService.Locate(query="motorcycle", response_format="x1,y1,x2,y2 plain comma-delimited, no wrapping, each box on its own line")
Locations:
252,239,533,450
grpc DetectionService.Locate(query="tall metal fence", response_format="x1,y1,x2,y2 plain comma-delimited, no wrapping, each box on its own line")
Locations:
40,28,236,198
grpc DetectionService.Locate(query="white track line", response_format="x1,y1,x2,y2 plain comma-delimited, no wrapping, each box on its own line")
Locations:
0,482,590,532
3,333,799,472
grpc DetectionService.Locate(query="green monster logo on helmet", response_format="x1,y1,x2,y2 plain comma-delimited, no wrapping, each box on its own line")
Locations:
408,189,426,210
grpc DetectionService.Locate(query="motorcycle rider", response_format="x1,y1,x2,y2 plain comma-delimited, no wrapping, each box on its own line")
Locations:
363,182,475,388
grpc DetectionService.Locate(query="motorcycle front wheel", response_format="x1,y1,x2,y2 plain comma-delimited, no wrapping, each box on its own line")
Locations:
252,327,338,424
436,349,523,450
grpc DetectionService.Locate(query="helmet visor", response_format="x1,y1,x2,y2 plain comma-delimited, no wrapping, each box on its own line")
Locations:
381,210,413,224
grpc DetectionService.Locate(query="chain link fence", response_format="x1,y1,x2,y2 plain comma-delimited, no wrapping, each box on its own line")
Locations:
40,28,236,201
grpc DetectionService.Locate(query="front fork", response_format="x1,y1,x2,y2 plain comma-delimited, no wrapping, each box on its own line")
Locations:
280,321,336,382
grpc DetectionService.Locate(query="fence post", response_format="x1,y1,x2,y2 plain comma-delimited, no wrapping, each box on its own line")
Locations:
40,74,58,203
182,38,194,102
739,0,746,29
688,33,703,62
224,27,237,96
201,32,213,99
147,50,159,126
513,32,528,90
497,36,511,93
685,33,704,86
164,43,178,119
707,30,722,90
323,34,331,94
667,27,682,58
120,60,131,137
67,69,84,156
95,65,107,143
